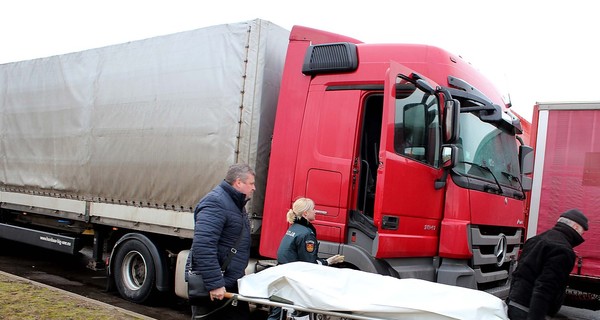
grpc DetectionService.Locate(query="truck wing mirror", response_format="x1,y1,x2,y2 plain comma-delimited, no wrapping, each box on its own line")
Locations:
519,145,534,191
441,144,458,169
521,176,533,191
519,145,534,175
443,99,460,143
435,144,458,190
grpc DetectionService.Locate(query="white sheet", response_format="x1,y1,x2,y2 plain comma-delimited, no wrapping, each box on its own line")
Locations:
239,262,508,320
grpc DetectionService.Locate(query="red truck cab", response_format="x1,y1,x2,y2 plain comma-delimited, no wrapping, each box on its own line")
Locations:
260,25,532,297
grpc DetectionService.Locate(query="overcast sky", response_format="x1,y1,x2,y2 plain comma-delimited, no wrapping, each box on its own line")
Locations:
2,0,599,121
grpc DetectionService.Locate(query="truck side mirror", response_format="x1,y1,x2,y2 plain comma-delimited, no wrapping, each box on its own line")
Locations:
521,176,533,191
519,145,534,175
443,99,460,143
519,145,534,191
441,144,458,169
435,144,458,190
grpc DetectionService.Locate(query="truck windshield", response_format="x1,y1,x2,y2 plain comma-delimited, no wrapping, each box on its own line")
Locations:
454,112,521,189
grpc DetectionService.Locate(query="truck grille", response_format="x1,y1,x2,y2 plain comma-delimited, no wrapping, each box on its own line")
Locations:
470,226,522,292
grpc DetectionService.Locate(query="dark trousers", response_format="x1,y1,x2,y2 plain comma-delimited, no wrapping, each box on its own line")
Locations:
267,306,283,320
507,304,528,320
267,307,309,320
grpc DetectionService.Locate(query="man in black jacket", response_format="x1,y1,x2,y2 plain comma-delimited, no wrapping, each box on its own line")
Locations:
190,163,255,320
507,209,589,320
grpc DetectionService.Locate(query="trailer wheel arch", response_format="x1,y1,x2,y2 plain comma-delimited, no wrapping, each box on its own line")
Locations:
109,233,170,302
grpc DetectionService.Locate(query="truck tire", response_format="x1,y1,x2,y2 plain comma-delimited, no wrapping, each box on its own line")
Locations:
112,239,157,303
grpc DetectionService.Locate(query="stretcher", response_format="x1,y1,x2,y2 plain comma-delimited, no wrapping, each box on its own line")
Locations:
224,291,392,320
231,262,509,320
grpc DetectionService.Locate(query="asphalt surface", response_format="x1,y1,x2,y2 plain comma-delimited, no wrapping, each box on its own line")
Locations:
553,306,600,320
0,240,190,320
1,240,599,319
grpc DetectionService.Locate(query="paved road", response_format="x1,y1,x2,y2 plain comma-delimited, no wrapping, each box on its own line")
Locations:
1,239,598,319
0,239,190,320
0,240,271,320
552,306,600,320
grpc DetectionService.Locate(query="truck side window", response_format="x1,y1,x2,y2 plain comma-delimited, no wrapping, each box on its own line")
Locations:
393,90,440,167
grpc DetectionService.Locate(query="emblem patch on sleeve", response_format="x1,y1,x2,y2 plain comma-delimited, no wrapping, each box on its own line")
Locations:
305,240,316,253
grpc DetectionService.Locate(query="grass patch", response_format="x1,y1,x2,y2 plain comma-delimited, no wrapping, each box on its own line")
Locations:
0,274,144,320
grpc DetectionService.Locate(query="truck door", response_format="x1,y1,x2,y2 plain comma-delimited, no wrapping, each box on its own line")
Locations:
373,61,446,258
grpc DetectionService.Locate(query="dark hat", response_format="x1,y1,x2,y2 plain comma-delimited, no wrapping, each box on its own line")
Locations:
560,209,589,231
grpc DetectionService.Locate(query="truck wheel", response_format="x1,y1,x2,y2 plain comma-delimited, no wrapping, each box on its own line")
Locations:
113,239,157,303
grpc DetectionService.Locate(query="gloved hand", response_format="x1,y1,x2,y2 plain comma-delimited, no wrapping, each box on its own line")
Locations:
326,254,344,265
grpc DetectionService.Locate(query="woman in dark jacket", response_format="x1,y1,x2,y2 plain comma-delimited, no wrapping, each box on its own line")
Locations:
267,198,344,320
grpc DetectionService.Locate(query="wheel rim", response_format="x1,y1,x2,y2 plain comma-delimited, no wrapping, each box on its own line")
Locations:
121,250,147,290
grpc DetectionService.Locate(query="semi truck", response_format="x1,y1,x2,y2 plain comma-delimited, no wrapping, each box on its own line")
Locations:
0,19,532,303
526,102,600,305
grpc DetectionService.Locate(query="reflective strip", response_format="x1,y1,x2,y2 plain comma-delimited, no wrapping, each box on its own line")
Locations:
557,217,585,235
508,300,530,312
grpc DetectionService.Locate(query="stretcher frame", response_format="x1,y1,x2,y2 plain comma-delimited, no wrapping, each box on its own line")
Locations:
225,292,394,320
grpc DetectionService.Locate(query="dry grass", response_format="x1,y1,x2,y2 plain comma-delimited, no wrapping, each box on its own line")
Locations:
0,273,146,320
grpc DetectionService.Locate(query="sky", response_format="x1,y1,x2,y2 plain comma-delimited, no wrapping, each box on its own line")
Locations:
2,0,599,121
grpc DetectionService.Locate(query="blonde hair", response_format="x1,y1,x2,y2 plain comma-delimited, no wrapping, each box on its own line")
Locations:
286,198,315,223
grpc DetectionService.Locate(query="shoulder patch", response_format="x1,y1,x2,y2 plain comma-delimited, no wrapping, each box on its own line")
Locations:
305,240,316,253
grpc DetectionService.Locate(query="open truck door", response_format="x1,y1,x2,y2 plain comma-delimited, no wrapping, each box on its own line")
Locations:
373,61,447,261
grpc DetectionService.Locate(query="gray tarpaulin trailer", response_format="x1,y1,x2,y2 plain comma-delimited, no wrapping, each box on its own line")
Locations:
0,19,289,303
